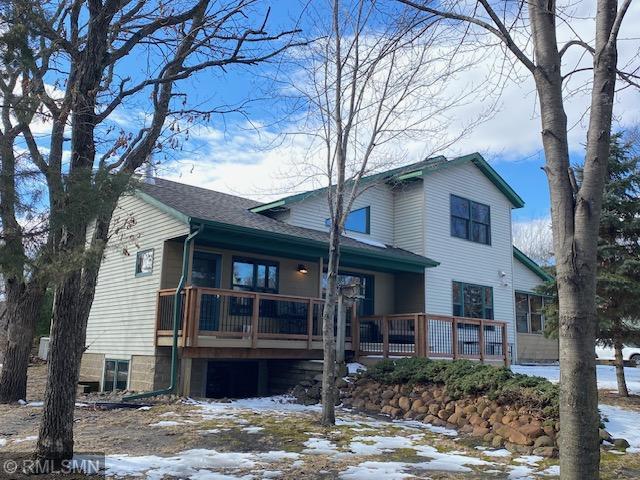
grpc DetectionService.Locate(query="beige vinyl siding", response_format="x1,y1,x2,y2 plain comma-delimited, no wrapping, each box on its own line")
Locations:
422,162,517,346
393,180,424,255
513,257,558,362
86,194,189,356
284,184,395,245
513,256,545,292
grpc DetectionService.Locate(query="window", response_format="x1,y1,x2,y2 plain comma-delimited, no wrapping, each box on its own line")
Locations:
515,292,546,334
232,257,279,293
135,249,154,276
103,359,129,392
322,271,374,315
325,206,370,234
450,195,491,245
452,281,493,319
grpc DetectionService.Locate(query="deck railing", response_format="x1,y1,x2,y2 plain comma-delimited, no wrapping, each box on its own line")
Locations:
156,288,508,365
357,314,509,364
156,287,330,348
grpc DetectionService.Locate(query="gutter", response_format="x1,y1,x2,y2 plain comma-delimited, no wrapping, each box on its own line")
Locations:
124,223,203,401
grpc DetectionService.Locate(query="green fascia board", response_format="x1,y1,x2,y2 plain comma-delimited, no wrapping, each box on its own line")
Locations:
513,246,554,282
190,217,439,273
251,152,525,212
420,153,525,208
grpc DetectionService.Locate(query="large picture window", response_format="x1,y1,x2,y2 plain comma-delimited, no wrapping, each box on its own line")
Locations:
103,359,129,392
515,292,546,334
325,206,370,234
450,195,491,245
452,281,493,319
322,271,374,315
232,257,279,293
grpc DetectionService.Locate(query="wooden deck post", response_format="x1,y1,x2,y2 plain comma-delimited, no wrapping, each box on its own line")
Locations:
414,314,422,357
307,299,314,350
251,293,260,348
424,314,429,358
382,315,389,358
452,317,458,360
502,323,510,366
479,319,485,363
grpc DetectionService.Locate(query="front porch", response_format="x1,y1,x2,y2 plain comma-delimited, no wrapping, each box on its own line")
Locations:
156,286,509,365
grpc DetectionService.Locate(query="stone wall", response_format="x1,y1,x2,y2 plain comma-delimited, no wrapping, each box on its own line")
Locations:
341,378,559,457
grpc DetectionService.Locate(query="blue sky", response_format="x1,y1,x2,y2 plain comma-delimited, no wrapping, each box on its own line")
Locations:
29,1,638,227
142,1,639,228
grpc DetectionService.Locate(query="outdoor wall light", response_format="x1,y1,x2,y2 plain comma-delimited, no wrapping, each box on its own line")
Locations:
297,264,309,274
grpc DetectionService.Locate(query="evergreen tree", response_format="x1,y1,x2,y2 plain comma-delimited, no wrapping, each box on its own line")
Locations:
542,132,640,396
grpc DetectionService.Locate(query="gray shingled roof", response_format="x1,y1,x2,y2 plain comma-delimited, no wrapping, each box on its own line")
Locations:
137,177,437,267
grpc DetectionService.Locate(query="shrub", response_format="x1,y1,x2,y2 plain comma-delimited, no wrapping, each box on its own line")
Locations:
366,358,559,418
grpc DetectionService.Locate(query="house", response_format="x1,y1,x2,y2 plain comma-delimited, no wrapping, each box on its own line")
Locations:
79,152,554,398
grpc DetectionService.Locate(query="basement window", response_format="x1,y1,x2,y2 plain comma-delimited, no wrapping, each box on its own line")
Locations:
103,359,129,392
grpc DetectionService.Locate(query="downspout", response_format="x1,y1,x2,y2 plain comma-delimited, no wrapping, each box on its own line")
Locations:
124,223,203,401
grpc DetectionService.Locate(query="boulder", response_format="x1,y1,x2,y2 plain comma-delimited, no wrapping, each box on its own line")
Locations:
472,426,490,437
519,423,544,439
398,396,411,412
381,390,395,400
411,399,425,411
599,429,613,443
532,447,557,458
495,424,533,446
428,404,440,415
437,409,449,420
613,438,630,449
491,435,504,448
533,435,554,448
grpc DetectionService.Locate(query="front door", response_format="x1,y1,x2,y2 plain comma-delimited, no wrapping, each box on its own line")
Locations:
191,251,221,330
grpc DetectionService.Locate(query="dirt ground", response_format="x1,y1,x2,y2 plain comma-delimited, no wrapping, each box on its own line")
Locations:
0,364,638,479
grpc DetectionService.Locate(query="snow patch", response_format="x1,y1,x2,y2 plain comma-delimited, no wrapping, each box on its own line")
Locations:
302,438,339,455
479,448,511,458
600,404,640,451
13,436,37,444
511,364,640,395
150,420,181,427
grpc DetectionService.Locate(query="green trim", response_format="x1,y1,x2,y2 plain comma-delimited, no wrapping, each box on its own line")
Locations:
515,289,553,299
250,152,525,212
191,217,439,273
251,199,285,213
513,246,554,282
134,190,190,224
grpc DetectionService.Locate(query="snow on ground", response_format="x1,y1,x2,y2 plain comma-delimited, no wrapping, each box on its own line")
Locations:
347,362,366,375
600,404,640,452
512,364,640,394
94,395,567,479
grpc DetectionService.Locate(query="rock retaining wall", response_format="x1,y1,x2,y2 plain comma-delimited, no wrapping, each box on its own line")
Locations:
341,378,561,456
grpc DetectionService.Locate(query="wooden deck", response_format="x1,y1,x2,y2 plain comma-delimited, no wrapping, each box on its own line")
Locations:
156,287,509,365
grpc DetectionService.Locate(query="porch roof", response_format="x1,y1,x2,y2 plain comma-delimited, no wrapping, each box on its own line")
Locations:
136,178,438,273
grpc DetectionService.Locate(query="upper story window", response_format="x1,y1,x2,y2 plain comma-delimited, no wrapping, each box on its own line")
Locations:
516,292,546,334
452,281,494,319
450,195,491,245
232,257,279,293
325,206,370,234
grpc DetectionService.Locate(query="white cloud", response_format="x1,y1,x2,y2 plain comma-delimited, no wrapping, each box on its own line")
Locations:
156,2,640,201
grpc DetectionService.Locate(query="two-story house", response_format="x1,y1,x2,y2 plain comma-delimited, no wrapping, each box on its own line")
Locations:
79,153,556,398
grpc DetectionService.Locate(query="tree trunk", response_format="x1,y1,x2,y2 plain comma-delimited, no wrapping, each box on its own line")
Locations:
0,285,45,402
36,272,89,464
321,222,341,426
613,340,629,397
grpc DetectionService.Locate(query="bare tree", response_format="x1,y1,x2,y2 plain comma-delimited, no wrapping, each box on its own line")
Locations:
0,8,49,402
512,218,554,266
398,0,639,477
284,0,484,425
0,0,300,464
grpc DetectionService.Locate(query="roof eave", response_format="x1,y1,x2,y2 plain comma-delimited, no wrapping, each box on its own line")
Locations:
189,217,439,273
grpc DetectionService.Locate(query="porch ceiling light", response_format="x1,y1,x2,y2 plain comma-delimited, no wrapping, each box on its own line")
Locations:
297,264,309,274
